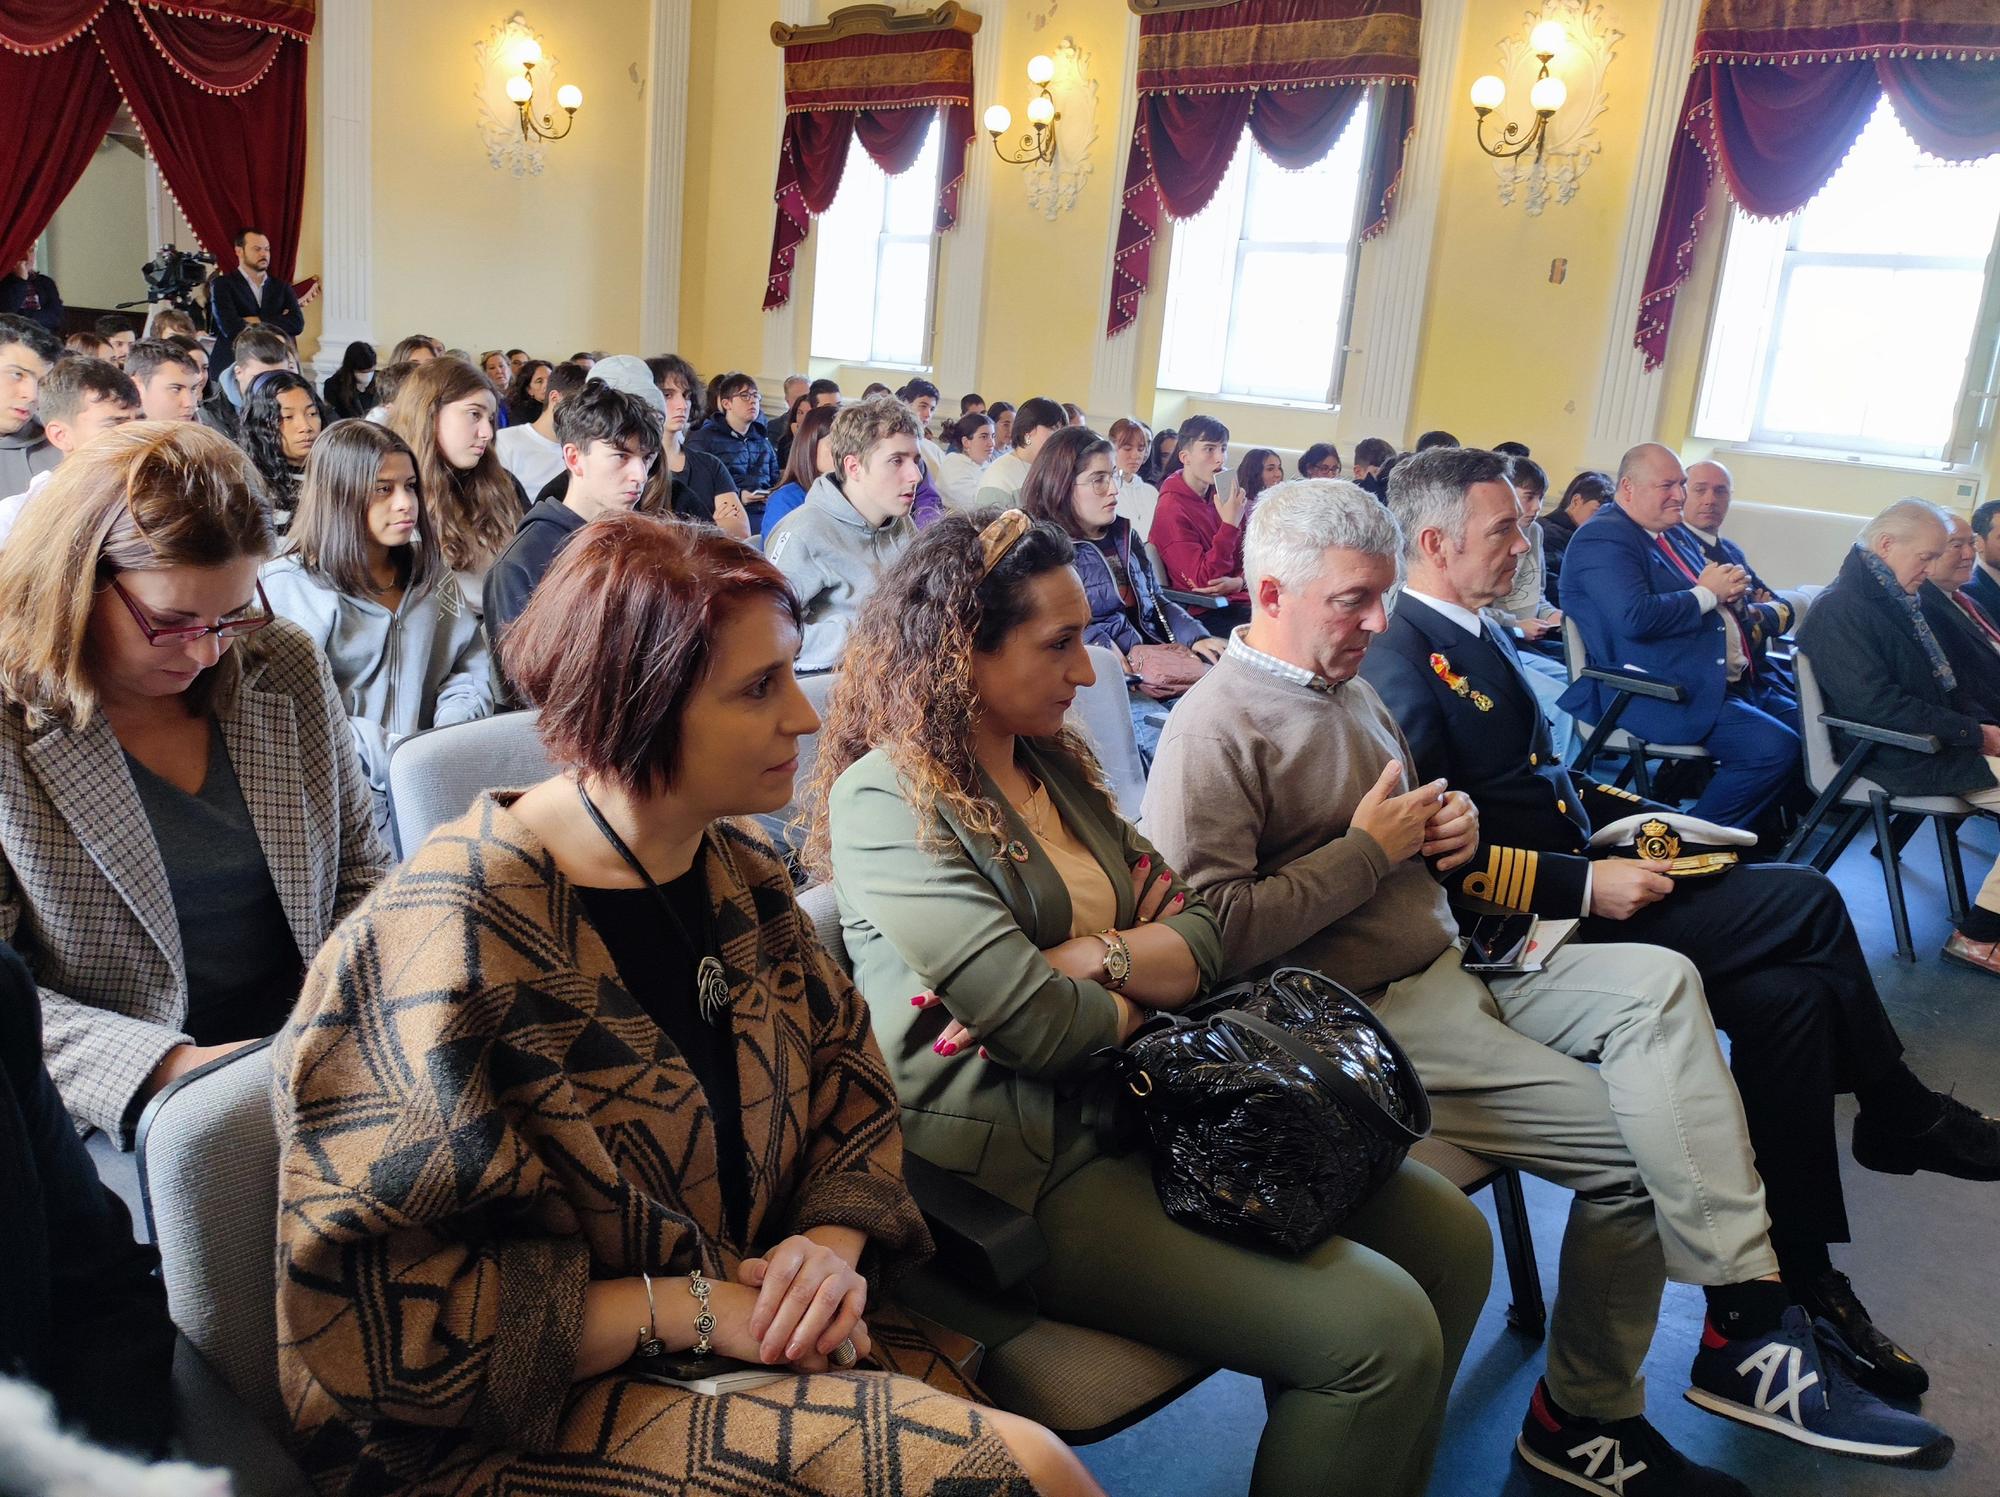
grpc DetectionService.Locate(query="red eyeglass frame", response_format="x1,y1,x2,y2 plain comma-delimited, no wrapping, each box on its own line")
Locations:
108,576,274,647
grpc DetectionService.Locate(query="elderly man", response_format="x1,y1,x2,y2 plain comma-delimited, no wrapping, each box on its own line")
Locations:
1363,447,2000,1404
1800,499,2000,975
1146,478,1948,1495
1559,444,1801,830
1920,509,2000,713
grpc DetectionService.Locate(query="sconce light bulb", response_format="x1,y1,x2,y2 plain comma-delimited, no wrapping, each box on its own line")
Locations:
556,83,582,111
1469,74,1506,111
1530,19,1566,58
984,103,1012,136
506,73,534,103
1026,94,1056,127
1026,53,1055,86
1530,74,1567,113
518,37,543,67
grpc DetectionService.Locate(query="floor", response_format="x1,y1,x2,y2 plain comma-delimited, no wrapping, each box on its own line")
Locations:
1080,818,2000,1497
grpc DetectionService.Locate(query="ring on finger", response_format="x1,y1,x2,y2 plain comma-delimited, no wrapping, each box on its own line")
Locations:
830,1337,858,1368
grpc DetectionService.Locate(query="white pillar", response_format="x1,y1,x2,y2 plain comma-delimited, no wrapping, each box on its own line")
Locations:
761,0,814,384
1584,0,1703,466
1085,9,1145,424
1339,0,1465,445
639,0,691,353
311,0,374,378
930,0,1003,396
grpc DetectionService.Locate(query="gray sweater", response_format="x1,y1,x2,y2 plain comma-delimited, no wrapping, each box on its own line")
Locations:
0,420,58,497
1142,648,1458,993
261,556,496,832
765,472,915,671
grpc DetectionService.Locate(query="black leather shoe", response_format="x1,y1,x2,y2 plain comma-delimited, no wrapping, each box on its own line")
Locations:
1854,1093,2000,1181
1793,1269,1930,1399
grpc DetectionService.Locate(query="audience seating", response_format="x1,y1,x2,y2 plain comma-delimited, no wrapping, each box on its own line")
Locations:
136,1040,313,1496
1779,649,1977,962
1069,645,1151,820
1141,540,1227,615
1560,622,1710,797
385,710,556,856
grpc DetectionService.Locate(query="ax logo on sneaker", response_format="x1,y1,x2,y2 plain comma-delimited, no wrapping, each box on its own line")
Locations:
1566,1436,1647,1493
1734,1342,1818,1426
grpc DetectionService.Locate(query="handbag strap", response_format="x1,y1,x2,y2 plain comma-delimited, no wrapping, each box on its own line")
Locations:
1215,1008,1431,1146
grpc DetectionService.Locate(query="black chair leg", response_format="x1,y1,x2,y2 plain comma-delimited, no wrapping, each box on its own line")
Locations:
1813,804,1871,872
1871,791,1915,962
1628,746,1654,799
1940,817,1971,927
1490,1168,1546,1340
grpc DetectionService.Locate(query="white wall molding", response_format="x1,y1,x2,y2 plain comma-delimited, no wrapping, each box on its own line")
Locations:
1584,0,1702,466
761,0,815,382
639,0,691,353
930,0,1004,395
311,0,374,377
1085,9,1144,424
1340,0,1465,445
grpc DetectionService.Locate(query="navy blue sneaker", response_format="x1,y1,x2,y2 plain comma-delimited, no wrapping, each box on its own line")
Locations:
1685,1306,1953,1468
1517,1381,1753,1495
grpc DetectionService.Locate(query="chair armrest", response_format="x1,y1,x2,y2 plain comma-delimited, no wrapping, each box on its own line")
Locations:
1579,664,1687,703
1817,716,1941,754
902,1153,1049,1294
1161,588,1217,611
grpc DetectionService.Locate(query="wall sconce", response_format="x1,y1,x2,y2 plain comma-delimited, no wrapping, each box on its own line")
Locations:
984,53,1060,165
505,35,582,141
1470,19,1567,160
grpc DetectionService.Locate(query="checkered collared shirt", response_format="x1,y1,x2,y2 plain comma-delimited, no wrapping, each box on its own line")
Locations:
1223,627,1340,694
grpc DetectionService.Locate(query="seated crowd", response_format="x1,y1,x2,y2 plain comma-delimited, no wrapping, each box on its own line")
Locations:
4,296,2000,1497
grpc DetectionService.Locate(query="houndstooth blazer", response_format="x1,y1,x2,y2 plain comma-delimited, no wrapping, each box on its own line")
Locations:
0,618,392,1144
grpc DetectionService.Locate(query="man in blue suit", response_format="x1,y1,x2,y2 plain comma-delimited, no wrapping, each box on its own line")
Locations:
1968,499,2000,620
1682,460,1798,693
1559,443,1800,830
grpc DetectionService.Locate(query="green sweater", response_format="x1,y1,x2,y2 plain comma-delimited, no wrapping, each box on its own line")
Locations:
827,739,1223,1211
1142,648,1458,993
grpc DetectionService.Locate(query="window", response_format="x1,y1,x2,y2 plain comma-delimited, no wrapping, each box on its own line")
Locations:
809,119,942,368
1157,98,1372,404
1695,96,2000,464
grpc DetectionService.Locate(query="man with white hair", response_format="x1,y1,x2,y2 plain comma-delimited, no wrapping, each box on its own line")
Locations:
1146,477,1949,1494
1918,509,2000,716
1559,444,1801,831
1364,447,1999,1404
1799,498,2000,975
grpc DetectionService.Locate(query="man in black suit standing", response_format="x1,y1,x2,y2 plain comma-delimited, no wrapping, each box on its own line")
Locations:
208,226,302,376
1362,447,2000,1401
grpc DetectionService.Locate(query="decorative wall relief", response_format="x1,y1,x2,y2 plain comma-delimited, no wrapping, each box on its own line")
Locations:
1023,37,1098,219
474,12,570,177
1492,1,1621,215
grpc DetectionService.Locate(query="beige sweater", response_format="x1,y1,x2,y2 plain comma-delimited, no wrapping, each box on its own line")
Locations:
1141,649,1458,992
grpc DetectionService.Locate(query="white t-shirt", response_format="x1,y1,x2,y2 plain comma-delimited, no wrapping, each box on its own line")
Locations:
937,451,988,510
974,448,1031,506
495,424,565,500
1116,475,1160,542
0,468,54,549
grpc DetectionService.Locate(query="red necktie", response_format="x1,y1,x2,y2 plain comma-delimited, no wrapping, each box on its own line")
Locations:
1655,535,1755,681
1958,591,2000,648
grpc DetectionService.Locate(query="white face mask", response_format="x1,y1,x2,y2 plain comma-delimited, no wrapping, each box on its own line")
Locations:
358,370,374,389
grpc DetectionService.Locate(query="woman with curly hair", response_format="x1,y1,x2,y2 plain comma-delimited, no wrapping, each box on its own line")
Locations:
388,356,527,608
504,357,552,426
798,511,1492,1497
239,369,327,531
1234,446,1285,509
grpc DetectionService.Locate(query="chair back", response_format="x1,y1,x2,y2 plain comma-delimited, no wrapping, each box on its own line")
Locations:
798,882,845,972
1068,646,1149,819
1143,541,1171,592
1793,649,1842,795
137,1041,289,1439
386,710,557,854
1561,618,1587,683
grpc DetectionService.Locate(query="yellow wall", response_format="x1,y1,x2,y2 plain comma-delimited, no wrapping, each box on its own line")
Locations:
47,143,149,311
366,0,650,356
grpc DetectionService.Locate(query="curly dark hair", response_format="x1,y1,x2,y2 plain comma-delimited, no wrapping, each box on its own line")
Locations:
797,508,1105,878
240,370,327,518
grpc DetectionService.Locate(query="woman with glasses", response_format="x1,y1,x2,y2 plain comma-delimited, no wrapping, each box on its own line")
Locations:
0,422,390,1147
1020,427,1222,761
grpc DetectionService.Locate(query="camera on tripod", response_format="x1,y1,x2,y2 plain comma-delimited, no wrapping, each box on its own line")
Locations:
137,244,216,311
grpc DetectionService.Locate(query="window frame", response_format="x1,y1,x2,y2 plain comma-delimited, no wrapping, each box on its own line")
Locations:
807,117,946,372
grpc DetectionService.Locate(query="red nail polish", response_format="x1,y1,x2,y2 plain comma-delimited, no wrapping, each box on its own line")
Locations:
1172,893,1186,907
939,1042,958,1057
978,1046,990,1059
1137,856,1151,869
910,994,927,1006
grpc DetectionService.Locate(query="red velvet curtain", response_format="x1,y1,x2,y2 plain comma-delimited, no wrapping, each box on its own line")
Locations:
0,0,314,285
1635,2,2000,370
1107,0,1422,338
764,23,977,313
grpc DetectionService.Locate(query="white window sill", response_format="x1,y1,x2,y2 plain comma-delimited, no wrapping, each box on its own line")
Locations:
1160,388,1339,414
1706,439,1972,478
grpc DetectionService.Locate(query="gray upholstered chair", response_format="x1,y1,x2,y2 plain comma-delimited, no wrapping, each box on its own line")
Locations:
385,710,557,856
136,1040,312,1495
1067,645,1151,821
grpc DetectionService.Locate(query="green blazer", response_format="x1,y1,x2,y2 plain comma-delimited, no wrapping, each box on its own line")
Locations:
829,739,1223,1212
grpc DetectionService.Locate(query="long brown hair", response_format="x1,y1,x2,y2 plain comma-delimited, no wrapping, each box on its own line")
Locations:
0,421,273,728
779,402,839,493
1018,425,1114,539
797,509,1103,879
387,357,518,571
284,418,441,600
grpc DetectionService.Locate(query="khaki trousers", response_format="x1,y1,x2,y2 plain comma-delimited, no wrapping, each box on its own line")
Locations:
1962,759,2000,912
1371,942,1776,1421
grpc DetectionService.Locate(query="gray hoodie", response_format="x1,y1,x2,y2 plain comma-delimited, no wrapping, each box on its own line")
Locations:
0,419,58,497
261,555,496,835
765,471,915,671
